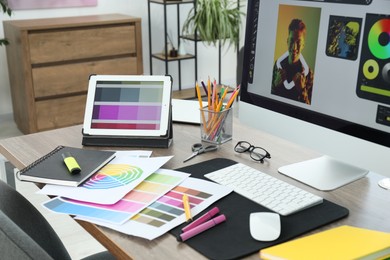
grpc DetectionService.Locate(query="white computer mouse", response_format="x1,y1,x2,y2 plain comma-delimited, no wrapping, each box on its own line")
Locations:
249,212,281,241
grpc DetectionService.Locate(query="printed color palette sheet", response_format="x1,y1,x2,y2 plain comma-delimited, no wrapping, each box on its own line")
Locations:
76,177,233,240
43,169,190,224
39,151,172,204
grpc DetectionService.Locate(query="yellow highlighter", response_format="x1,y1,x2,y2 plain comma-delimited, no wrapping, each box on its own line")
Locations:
62,152,81,174
182,194,192,222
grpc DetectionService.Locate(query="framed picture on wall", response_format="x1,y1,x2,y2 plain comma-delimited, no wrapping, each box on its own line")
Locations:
8,0,97,10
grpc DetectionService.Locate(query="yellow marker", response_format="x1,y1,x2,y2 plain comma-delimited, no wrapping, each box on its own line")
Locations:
62,152,81,174
182,194,192,222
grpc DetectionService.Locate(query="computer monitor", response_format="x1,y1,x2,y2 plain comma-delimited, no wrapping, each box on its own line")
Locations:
239,0,390,190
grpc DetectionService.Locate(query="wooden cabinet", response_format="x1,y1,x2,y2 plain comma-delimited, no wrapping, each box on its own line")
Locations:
4,14,143,134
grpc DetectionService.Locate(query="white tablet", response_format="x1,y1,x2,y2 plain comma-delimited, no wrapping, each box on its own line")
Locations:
83,75,172,137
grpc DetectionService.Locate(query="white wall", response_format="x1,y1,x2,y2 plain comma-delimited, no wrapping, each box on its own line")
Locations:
0,0,246,116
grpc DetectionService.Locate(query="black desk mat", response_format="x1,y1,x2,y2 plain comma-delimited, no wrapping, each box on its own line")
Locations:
170,158,349,260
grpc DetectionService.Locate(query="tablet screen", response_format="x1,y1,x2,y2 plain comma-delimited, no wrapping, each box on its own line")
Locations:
83,75,172,136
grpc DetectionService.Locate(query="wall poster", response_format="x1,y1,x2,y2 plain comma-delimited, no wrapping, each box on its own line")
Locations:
8,0,97,10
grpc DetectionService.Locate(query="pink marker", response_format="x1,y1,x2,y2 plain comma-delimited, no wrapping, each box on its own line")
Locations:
181,207,220,233
178,214,226,242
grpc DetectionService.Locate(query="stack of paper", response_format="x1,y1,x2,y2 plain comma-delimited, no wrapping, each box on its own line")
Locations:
39,151,233,240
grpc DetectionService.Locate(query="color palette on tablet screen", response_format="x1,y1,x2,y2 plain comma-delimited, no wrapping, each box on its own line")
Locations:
91,81,164,130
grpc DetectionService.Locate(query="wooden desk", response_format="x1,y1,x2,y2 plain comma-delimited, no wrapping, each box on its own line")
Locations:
0,121,389,259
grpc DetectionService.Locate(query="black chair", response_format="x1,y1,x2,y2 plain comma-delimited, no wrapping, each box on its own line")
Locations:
0,179,116,260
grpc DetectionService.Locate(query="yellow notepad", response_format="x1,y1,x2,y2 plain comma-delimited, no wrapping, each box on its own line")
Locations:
260,225,390,260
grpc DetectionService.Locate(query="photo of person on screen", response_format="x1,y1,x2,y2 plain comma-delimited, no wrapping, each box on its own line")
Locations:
271,19,314,105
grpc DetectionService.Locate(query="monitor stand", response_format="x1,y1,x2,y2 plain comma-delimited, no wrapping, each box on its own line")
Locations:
278,155,368,191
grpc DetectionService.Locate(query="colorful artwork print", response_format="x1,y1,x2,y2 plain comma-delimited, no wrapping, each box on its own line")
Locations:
356,13,390,105
326,16,362,60
271,5,321,105
8,0,97,10
83,164,143,189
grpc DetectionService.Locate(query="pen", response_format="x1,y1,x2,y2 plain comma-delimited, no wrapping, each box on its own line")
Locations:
225,86,240,109
178,214,226,242
207,77,211,110
182,194,192,222
181,206,220,233
196,82,208,132
215,87,227,112
201,81,208,97
212,79,217,111
62,152,81,174
213,79,218,110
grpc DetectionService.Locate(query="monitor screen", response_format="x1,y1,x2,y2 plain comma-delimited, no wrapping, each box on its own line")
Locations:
240,0,390,189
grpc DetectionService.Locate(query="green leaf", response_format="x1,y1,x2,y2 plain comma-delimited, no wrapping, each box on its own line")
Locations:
0,39,9,46
182,0,245,49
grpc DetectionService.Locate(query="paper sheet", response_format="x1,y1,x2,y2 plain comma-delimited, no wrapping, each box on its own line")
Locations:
76,177,233,240
42,169,190,224
39,152,172,204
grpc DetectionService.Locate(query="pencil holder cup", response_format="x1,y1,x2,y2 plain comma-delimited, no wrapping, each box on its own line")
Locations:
200,106,233,144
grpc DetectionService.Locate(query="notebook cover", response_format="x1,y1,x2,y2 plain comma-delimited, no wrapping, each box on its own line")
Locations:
18,146,115,187
260,225,390,260
170,158,349,260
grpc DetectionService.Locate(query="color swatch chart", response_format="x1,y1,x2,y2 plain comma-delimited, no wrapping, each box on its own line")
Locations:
132,185,212,228
91,80,164,130
75,177,233,240
43,169,190,224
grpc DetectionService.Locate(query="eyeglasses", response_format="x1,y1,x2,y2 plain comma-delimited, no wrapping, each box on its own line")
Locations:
234,141,271,163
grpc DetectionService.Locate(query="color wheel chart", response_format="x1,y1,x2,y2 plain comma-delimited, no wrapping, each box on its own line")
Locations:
82,164,143,189
132,185,212,228
43,169,190,224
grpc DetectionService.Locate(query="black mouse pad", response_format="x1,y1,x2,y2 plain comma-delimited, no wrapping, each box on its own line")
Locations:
170,158,349,260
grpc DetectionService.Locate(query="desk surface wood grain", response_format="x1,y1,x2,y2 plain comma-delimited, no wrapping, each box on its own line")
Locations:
1,120,389,259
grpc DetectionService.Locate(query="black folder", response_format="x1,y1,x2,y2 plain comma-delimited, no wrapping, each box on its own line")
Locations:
171,158,349,260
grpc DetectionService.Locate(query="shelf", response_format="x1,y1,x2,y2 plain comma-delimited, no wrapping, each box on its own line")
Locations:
172,88,196,99
152,53,195,61
148,0,197,91
181,34,230,43
180,34,201,42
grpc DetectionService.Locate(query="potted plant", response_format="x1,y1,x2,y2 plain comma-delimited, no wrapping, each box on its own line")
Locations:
1,0,12,46
182,0,244,49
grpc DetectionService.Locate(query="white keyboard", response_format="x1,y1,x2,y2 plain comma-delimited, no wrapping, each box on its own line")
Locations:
205,163,323,216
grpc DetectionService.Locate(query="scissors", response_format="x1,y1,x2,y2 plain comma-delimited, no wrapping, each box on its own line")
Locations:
183,143,218,163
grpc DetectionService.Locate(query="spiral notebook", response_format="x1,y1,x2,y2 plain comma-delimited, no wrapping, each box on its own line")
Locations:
17,146,115,187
